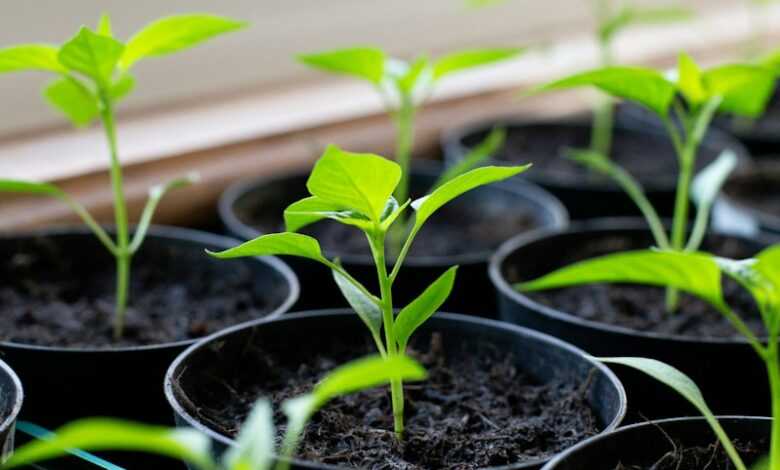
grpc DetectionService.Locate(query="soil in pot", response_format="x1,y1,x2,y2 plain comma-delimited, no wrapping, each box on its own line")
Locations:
505,234,763,339
608,439,765,470
179,328,604,469
0,231,288,348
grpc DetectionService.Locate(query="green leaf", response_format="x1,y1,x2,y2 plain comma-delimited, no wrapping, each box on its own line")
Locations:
397,55,431,94
677,52,706,106
109,73,135,101
536,66,676,116
223,399,274,470
284,196,371,232
600,7,693,43
702,64,775,117
598,357,747,470
432,48,522,80
207,233,328,264
311,355,427,408
518,250,728,311
307,145,401,222
691,150,737,210
0,179,66,198
2,419,215,470
298,47,386,85
412,165,529,232
755,246,780,289
0,44,66,73
120,14,246,70
394,266,457,350
97,14,113,37
379,197,410,231
332,268,382,339
58,27,124,85
434,127,506,189
43,77,99,127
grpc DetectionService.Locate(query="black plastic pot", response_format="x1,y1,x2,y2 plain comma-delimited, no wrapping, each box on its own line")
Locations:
0,359,23,463
0,226,298,429
219,162,567,316
542,416,771,469
717,160,780,236
165,310,627,470
490,218,770,420
442,119,750,220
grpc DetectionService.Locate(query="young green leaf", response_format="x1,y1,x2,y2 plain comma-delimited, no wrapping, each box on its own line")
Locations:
43,77,100,127
396,55,431,94
411,165,530,231
598,357,747,470
109,73,136,102
222,399,274,470
702,64,775,117
0,44,66,73
536,66,676,116
1,419,216,470
0,179,66,197
332,268,383,343
284,196,371,232
677,52,706,106
298,47,386,85
207,233,328,264
311,355,427,408
58,27,125,86
97,14,113,37
434,127,506,189
120,14,247,70
517,250,728,311
307,145,402,222
394,266,458,350
432,48,523,80
688,150,738,251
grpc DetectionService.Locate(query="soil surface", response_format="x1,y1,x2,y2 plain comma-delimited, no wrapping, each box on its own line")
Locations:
182,333,601,469
466,124,721,188
725,162,780,219
506,234,765,339
0,235,281,348
610,438,766,470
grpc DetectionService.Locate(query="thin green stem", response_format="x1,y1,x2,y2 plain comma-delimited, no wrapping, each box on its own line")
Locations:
590,97,614,158
766,322,780,470
715,305,767,359
323,260,381,305
368,229,405,440
389,226,419,285
57,193,117,255
393,94,415,217
99,92,131,340
701,413,748,470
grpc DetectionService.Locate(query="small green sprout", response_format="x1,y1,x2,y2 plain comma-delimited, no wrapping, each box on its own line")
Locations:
517,246,780,470
0,14,245,339
0,355,427,470
534,53,776,310
298,45,521,232
208,145,529,440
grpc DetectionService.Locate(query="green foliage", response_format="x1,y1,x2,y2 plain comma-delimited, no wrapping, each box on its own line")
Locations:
211,145,528,439
0,45,66,73
298,47,386,84
43,77,99,126
598,5,692,44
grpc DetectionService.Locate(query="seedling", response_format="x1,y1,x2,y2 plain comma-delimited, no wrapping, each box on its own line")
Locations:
0,14,245,339
209,145,529,439
0,355,427,470
534,53,775,309
517,246,780,470
298,46,521,227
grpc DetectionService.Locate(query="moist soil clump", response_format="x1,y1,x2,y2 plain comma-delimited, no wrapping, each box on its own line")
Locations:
507,234,765,339
183,333,601,469
0,235,277,348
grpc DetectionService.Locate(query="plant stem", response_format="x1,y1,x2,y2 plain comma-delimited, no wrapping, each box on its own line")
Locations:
590,37,614,158
767,332,780,469
393,94,415,207
99,93,131,340
369,230,405,440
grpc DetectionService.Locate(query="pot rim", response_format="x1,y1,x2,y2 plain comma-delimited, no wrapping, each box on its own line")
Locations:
164,309,627,470
441,118,751,193
489,217,769,346
218,161,569,267
541,415,772,470
0,225,300,354
0,359,23,437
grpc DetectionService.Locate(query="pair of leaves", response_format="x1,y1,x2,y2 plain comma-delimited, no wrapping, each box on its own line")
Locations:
3,355,427,470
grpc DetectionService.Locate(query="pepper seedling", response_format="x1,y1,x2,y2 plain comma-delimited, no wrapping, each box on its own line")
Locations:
0,355,426,470
208,145,529,440
0,14,245,339
298,45,521,228
517,246,780,470
534,53,775,309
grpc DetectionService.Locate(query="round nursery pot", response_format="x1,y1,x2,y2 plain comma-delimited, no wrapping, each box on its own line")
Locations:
165,310,627,470
442,119,750,220
0,226,298,428
219,161,567,317
490,218,770,421
719,160,780,236
542,416,771,470
0,360,23,463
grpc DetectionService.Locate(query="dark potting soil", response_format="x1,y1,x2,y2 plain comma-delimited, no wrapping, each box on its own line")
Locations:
485,125,720,187
0,235,277,348
508,235,765,339
183,334,600,469
610,438,766,470
724,163,780,218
